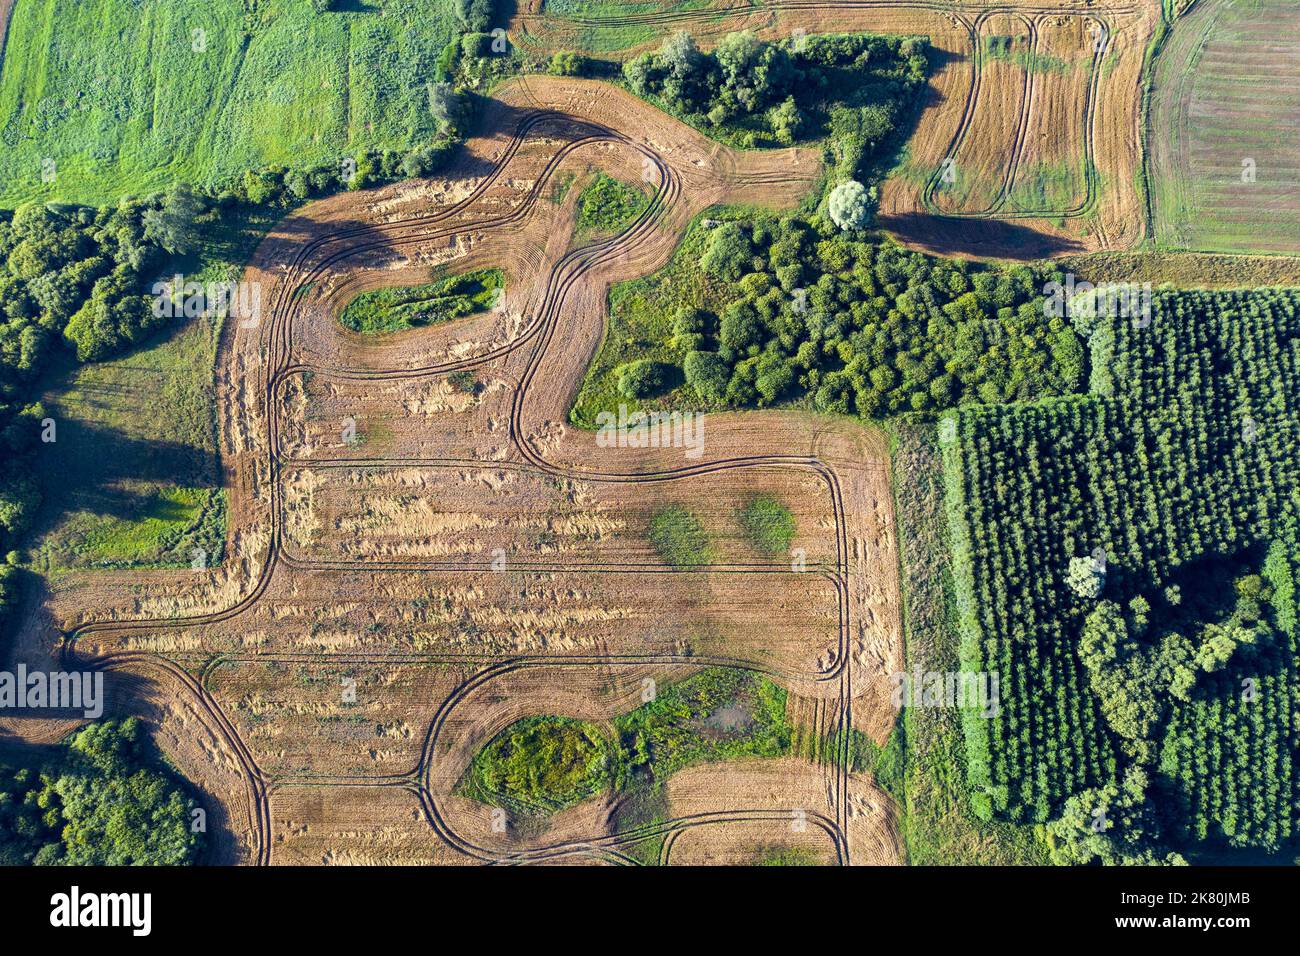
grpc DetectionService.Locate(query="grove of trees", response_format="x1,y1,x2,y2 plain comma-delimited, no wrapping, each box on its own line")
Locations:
652,213,1084,418
0,718,203,865
624,31,929,181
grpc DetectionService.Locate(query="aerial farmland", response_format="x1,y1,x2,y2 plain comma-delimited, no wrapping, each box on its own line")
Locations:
0,0,1294,918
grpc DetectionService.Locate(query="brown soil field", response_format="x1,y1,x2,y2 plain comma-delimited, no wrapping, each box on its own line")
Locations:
512,0,1160,258
279,463,841,569
1002,14,1099,215
0,75,902,864
930,12,1034,216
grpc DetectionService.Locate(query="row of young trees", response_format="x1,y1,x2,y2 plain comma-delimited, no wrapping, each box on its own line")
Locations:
944,288,1300,852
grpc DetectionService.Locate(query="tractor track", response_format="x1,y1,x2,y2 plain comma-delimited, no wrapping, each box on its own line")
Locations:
60,76,878,865
921,10,1112,221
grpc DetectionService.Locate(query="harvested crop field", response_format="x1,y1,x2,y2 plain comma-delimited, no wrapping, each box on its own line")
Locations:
513,0,1159,258
1148,0,1300,253
2,76,902,865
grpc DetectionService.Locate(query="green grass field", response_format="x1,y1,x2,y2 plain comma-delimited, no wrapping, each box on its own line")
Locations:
339,268,504,334
31,317,227,572
28,203,278,571
1147,0,1300,253
0,0,460,207
575,172,652,238
533,0,735,55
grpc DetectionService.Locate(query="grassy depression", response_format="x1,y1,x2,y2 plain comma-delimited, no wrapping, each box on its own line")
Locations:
339,268,504,335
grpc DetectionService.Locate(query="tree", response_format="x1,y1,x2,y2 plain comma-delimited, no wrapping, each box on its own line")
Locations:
714,31,791,115
622,54,656,96
755,351,795,404
63,266,160,361
427,82,463,132
769,97,803,145
455,0,495,32
1066,554,1106,599
142,184,203,255
616,359,671,399
700,222,752,281
0,718,202,865
683,350,730,401
1045,768,1184,866
827,180,874,231
655,32,708,113
548,52,588,77
718,301,763,353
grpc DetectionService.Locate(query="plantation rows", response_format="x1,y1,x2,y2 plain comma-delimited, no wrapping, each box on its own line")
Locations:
944,289,1300,840
1161,640,1300,849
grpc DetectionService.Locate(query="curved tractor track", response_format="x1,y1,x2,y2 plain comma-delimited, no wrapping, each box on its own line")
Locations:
513,0,1156,256
920,11,1111,222
44,77,898,865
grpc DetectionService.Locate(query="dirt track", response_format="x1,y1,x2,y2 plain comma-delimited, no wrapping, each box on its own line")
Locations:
1,75,904,865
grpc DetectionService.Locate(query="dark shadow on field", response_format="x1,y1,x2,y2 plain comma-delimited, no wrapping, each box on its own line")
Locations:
878,211,1086,261
461,90,629,166
24,320,224,566
28,421,214,523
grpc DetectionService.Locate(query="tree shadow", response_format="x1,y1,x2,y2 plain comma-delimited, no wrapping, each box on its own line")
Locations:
876,211,1087,260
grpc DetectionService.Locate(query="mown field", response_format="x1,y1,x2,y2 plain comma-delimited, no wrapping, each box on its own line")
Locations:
1148,0,1300,253
528,0,730,55
0,0,460,207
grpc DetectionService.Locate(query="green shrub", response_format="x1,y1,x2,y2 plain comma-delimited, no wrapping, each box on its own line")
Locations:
683,350,730,401
615,359,671,399
741,495,796,554
458,670,793,821
649,506,712,567
548,51,589,77
340,268,503,334
576,173,651,235
461,717,613,817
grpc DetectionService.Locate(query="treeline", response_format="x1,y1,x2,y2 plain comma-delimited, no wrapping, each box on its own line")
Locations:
0,199,179,622
627,213,1082,418
625,31,928,180
0,718,203,865
943,288,1300,856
